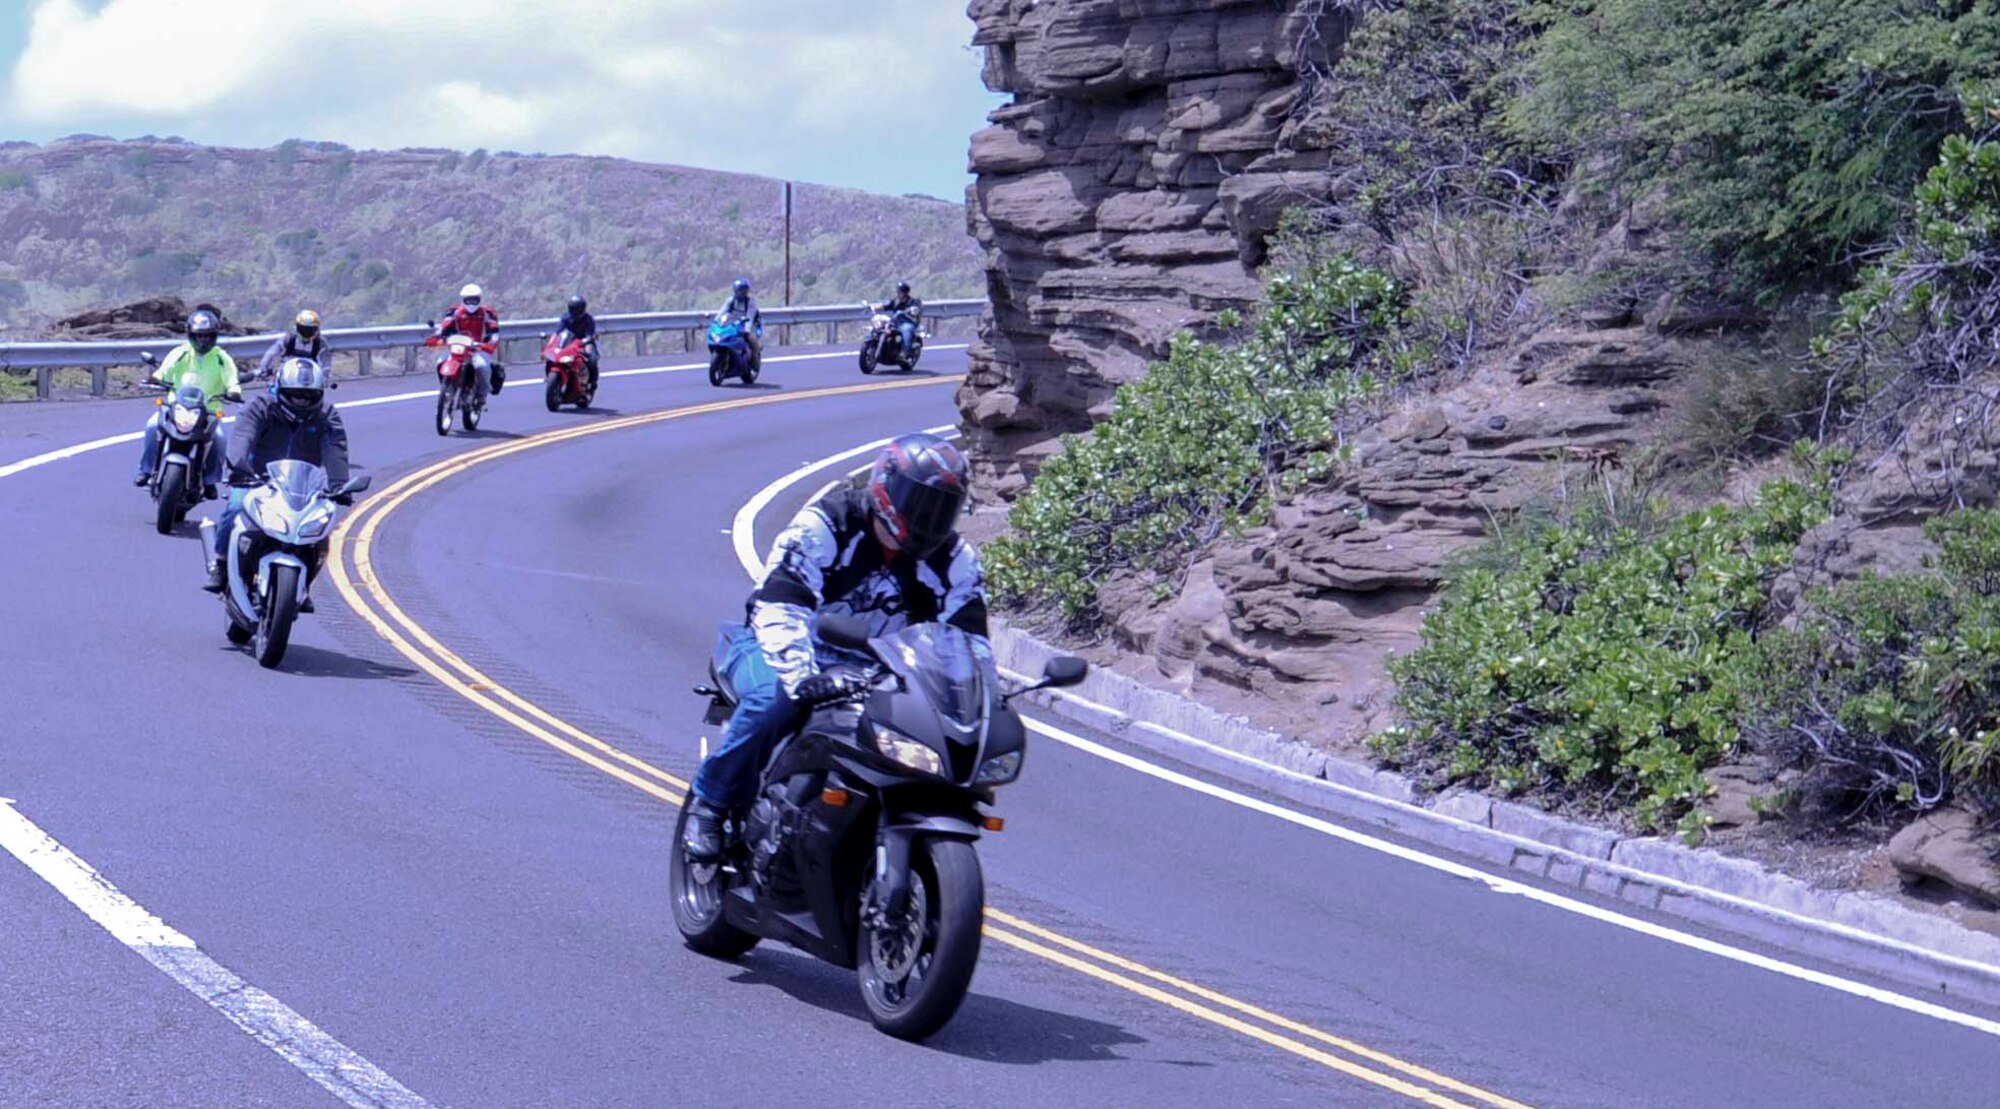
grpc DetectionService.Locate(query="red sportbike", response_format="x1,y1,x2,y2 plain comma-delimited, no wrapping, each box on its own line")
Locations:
540,329,597,411
425,331,494,435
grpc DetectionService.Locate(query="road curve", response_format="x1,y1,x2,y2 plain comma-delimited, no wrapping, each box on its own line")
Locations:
2,344,1997,1107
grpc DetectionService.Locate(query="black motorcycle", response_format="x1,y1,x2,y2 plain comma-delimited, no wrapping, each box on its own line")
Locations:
671,615,1087,1040
138,351,238,535
858,307,924,374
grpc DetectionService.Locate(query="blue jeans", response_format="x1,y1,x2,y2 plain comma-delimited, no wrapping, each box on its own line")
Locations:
138,414,224,487
691,624,799,809
897,320,917,359
211,487,250,562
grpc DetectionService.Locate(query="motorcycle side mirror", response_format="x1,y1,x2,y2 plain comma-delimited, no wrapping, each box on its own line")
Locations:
337,473,373,496
816,613,873,652
141,351,158,367
1004,655,1089,702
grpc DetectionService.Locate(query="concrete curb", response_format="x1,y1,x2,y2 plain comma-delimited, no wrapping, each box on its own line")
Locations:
993,621,2000,1009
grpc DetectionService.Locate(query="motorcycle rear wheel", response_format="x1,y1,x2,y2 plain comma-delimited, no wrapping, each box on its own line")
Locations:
255,563,299,669
857,837,983,1041
154,465,183,535
669,800,760,959
463,395,482,432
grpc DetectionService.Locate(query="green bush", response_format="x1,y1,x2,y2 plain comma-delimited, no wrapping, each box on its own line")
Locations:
1816,92,2000,443
1740,509,2000,820
1379,460,1831,835
1509,0,2000,295
987,256,1416,622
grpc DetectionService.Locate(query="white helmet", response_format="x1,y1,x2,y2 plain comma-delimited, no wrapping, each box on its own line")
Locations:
460,283,482,305
274,356,329,415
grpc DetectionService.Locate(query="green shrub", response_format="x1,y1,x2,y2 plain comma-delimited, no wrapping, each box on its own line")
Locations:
1509,0,2000,295
1380,461,1831,834
1816,92,2000,445
987,256,1416,622
1740,509,2000,820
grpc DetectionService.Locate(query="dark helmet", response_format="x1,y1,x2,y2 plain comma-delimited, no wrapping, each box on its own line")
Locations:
867,432,969,558
274,356,329,416
293,308,321,343
567,294,587,318
895,280,911,296
732,277,751,298
186,307,221,355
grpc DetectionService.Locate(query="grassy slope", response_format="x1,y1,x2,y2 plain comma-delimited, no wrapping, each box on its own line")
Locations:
0,138,982,335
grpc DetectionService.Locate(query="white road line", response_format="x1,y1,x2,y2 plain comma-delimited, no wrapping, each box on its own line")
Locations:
729,435,2000,1040
0,799,432,1108
0,345,967,482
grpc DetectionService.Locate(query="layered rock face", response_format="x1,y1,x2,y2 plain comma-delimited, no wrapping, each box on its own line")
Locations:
960,0,1352,499
1105,325,1683,744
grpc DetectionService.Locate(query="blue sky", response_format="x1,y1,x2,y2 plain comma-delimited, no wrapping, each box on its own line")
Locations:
0,0,1005,200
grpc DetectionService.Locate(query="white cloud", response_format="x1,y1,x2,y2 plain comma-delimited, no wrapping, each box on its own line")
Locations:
1,0,1002,197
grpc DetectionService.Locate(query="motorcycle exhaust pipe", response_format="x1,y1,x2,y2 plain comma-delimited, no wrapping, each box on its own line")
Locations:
197,517,218,570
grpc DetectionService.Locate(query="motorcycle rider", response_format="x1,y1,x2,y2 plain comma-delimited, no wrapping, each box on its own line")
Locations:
556,293,599,389
717,277,762,367
874,281,923,361
683,431,985,859
434,283,503,399
204,356,349,604
255,309,330,380
134,304,240,499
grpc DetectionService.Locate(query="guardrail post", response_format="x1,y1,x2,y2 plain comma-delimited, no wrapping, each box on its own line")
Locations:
403,345,415,375
685,329,696,353
635,330,648,357
825,321,837,345
91,366,107,396
357,349,373,376
36,367,53,400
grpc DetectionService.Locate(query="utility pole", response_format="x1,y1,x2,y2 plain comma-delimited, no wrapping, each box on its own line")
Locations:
783,180,793,345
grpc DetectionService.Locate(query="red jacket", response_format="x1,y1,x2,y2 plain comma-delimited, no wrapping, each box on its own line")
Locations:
437,304,500,350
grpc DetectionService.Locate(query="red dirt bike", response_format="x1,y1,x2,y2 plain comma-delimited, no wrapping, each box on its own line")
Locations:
540,329,598,411
425,331,496,435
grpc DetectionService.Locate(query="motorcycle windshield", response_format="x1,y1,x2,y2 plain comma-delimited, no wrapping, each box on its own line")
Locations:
174,384,207,408
264,459,330,512
883,624,989,729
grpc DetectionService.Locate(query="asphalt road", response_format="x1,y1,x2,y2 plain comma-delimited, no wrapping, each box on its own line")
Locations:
2,343,1997,1107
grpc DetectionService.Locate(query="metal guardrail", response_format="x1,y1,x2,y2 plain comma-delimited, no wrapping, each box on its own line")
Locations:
1,299,987,399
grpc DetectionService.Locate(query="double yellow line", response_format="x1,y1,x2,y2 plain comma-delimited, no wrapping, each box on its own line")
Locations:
326,380,1530,1109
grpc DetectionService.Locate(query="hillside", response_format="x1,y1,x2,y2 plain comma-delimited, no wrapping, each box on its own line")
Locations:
0,137,983,335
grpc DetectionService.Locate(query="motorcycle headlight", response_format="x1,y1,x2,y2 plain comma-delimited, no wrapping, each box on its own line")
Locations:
871,724,943,777
170,405,202,433
559,356,574,365
296,505,334,541
975,750,1023,786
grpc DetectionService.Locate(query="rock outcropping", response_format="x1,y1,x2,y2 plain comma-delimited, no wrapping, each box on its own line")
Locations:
960,0,1353,499
1102,325,1684,743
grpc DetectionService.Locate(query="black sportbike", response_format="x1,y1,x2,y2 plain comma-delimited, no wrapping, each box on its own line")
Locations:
671,615,1086,1040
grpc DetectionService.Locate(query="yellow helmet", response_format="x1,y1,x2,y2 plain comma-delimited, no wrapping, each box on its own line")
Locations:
293,309,321,340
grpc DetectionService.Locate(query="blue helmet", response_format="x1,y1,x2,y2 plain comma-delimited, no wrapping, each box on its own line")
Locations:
732,278,750,297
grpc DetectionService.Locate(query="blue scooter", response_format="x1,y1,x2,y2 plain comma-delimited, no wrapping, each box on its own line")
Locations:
706,311,761,387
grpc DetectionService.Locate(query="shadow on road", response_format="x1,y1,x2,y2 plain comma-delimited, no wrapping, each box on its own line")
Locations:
239,643,419,681
454,428,529,441
727,954,1155,1066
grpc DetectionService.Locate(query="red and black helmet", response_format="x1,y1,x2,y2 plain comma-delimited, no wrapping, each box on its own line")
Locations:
868,432,969,558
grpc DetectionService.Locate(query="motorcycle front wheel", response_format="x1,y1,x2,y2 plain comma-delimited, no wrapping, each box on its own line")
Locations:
708,351,728,388
154,464,183,535
857,837,983,1041
669,800,759,959
434,389,452,436
859,342,878,375
255,563,299,669
544,371,563,413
